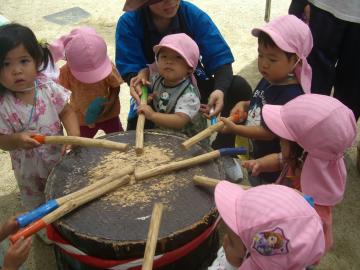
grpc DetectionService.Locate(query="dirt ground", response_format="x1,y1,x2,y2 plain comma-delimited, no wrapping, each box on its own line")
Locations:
1,0,360,269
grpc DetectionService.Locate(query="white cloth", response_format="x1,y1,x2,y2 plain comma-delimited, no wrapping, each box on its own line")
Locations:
309,0,360,23
208,247,238,270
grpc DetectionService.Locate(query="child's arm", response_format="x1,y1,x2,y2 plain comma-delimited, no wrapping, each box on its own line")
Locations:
242,153,281,176
3,237,32,270
137,104,190,129
220,117,275,140
59,104,80,137
1,217,32,270
0,133,41,151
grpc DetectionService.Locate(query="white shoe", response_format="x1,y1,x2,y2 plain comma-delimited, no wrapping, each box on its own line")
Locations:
222,157,243,183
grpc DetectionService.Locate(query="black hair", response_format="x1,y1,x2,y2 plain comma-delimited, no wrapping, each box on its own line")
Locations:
258,31,295,60
288,141,307,169
0,23,54,73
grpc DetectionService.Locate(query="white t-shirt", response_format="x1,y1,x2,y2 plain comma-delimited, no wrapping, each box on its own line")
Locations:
309,0,360,23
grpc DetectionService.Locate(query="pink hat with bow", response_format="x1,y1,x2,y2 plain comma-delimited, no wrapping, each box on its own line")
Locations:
252,15,313,93
262,94,357,206
215,182,325,269
49,27,112,84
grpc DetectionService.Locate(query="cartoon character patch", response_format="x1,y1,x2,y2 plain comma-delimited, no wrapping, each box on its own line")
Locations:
252,227,289,256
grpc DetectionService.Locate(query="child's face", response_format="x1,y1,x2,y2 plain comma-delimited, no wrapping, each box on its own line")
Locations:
0,44,37,92
257,43,298,84
157,47,192,85
223,225,247,267
149,0,180,19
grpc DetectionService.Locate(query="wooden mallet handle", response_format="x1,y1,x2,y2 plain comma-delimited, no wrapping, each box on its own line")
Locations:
141,203,164,270
32,135,128,152
10,175,131,243
135,86,149,155
193,175,251,190
181,112,247,150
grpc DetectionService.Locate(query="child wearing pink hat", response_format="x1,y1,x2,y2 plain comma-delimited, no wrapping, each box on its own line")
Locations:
221,15,313,186
135,33,206,136
210,182,325,269
242,94,357,252
51,27,124,138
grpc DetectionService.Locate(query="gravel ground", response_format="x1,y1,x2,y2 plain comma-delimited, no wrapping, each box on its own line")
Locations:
1,0,359,269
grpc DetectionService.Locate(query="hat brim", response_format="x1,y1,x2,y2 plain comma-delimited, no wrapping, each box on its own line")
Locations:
123,0,163,11
251,28,294,54
262,104,295,141
215,181,246,235
70,57,112,84
153,44,195,70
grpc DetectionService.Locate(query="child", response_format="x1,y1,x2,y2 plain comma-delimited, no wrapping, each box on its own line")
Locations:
135,33,207,137
51,27,124,138
0,217,32,270
221,15,313,186
0,23,80,211
242,94,357,251
209,181,325,269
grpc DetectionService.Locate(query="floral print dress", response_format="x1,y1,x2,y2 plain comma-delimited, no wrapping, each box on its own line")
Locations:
0,77,70,210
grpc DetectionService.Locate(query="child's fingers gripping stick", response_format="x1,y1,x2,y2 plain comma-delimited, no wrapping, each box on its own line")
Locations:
4,237,32,269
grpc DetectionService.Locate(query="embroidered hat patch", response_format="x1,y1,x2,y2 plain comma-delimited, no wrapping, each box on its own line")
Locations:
252,227,289,256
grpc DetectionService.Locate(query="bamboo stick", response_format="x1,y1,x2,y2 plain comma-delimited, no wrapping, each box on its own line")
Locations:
141,203,164,270
32,135,128,151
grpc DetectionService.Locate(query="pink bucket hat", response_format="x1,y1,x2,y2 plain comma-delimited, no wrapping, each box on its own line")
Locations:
215,182,325,269
153,33,199,72
50,27,112,84
252,15,313,93
262,94,357,206
123,0,163,11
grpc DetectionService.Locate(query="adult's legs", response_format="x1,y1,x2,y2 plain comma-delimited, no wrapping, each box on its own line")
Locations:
307,4,346,95
333,22,360,120
211,75,252,149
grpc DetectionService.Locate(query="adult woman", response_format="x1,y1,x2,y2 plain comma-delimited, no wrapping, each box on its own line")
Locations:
115,0,252,150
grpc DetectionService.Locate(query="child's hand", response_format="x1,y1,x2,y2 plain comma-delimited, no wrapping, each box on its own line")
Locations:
242,159,262,176
15,132,41,150
61,144,73,156
137,104,155,120
230,101,249,121
3,237,32,270
220,117,238,134
0,218,19,241
130,69,150,105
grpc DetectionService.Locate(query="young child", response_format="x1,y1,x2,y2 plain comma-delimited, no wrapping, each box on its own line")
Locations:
242,94,357,251
0,23,79,211
0,217,32,270
209,181,325,269
221,15,313,186
134,33,207,137
51,27,124,138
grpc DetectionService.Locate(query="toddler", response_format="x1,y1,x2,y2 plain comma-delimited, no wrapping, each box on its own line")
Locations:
209,182,325,269
134,33,206,137
0,23,79,210
243,94,357,251
221,15,313,186
51,27,124,138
